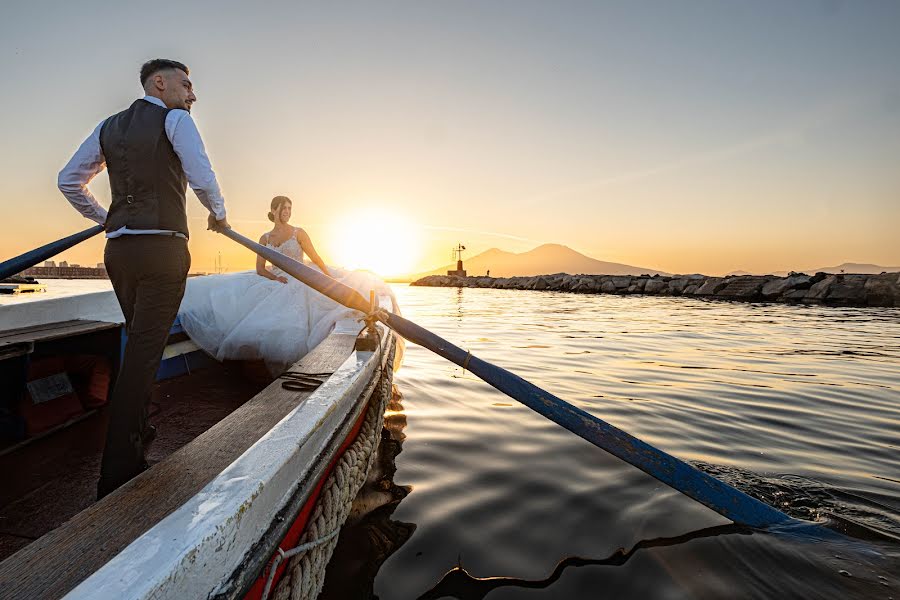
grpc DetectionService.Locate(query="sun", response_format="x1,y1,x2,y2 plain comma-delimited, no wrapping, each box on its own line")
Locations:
327,210,422,278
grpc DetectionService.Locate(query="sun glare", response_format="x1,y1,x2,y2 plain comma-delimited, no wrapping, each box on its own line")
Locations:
328,210,421,278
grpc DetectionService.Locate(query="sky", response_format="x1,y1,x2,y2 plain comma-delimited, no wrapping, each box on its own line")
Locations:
1,1,898,277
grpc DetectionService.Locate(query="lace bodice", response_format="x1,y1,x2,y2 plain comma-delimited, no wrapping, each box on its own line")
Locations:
265,229,304,273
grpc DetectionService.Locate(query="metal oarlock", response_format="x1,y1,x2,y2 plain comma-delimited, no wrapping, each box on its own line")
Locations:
355,289,380,352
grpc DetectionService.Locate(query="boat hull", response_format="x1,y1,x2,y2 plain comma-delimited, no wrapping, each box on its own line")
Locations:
0,294,399,600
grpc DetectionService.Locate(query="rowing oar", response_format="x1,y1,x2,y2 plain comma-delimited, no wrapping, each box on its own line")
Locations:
0,224,104,281
220,227,814,532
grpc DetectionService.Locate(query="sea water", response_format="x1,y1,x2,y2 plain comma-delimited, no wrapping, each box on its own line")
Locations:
321,285,900,599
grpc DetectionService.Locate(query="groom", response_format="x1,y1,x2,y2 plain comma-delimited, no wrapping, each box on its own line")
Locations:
58,59,230,498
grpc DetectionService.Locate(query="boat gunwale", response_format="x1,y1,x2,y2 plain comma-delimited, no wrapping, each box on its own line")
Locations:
217,328,395,600
59,319,395,600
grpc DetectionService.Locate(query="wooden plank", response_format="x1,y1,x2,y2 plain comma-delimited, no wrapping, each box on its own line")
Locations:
0,319,119,347
0,319,89,337
0,332,358,600
0,363,259,548
0,342,31,361
0,319,117,344
0,410,98,459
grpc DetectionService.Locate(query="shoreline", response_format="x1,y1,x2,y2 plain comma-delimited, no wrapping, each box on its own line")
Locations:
411,272,900,307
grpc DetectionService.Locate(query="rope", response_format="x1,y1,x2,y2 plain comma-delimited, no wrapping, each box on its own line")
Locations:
278,372,331,392
462,350,472,373
266,357,392,600
260,529,341,600
356,310,386,371
357,308,390,337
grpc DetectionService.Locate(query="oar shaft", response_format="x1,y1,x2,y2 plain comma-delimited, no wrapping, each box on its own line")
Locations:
0,224,104,281
220,228,371,313
219,227,795,528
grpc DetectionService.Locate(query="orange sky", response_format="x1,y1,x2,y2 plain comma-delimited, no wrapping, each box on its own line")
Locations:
1,3,898,278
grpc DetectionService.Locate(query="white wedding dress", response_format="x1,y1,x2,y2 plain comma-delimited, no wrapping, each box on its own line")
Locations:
177,230,399,373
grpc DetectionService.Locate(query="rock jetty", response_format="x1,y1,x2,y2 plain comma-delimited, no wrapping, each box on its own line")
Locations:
411,272,900,307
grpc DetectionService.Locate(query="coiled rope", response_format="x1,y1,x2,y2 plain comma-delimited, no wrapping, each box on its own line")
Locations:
264,364,392,600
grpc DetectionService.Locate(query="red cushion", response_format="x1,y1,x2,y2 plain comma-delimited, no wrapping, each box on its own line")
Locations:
19,357,85,436
66,355,112,409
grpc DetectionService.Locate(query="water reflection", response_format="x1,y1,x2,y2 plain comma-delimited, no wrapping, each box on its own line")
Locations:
416,524,750,600
319,385,415,599
366,286,900,599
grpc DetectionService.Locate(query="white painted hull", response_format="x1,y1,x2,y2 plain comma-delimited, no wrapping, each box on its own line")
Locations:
0,287,398,600
66,322,394,600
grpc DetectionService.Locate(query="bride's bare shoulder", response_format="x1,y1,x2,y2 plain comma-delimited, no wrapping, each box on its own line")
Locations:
259,231,270,244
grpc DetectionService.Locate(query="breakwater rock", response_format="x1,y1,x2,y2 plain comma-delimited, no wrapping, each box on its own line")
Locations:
411,272,900,307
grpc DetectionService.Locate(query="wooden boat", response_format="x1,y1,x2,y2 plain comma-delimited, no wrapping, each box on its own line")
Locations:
0,278,398,600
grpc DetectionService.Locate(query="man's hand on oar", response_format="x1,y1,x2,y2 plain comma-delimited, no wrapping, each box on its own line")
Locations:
207,214,231,232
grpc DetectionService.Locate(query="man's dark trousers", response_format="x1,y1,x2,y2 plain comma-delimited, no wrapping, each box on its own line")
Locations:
98,234,190,499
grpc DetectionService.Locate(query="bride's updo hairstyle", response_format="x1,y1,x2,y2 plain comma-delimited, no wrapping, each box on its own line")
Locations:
268,196,292,223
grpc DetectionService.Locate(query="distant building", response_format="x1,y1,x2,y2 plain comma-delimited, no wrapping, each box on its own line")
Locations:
447,261,466,277
44,260,56,267
447,243,467,277
20,264,108,279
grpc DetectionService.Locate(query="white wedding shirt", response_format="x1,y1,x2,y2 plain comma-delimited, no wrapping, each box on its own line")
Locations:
57,95,227,238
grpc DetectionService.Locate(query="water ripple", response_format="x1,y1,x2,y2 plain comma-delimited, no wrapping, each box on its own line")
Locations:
364,286,900,599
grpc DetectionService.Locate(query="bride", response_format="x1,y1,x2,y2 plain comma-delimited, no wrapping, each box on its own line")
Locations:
178,195,397,373
256,195,332,281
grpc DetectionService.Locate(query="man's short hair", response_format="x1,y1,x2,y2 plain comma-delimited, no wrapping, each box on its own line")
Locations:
140,59,190,86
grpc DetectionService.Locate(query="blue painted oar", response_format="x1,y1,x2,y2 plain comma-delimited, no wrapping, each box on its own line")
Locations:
0,224,104,281
220,227,797,529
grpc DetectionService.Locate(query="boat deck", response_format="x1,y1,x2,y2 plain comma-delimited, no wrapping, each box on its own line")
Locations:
0,361,266,562
0,319,119,360
0,331,358,599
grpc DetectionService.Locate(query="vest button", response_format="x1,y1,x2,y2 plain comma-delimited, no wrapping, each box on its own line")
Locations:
126,195,134,204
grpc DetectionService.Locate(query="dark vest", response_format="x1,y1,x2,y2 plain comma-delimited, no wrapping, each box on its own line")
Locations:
99,99,189,237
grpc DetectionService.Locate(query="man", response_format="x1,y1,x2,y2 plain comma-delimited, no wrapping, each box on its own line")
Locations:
58,59,230,498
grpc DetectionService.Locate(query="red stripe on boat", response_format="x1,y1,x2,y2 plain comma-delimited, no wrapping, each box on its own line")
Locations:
244,398,372,600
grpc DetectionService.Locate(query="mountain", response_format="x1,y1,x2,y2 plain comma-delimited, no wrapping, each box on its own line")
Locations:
799,262,900,275
760,263,900,277
414,243,669,278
